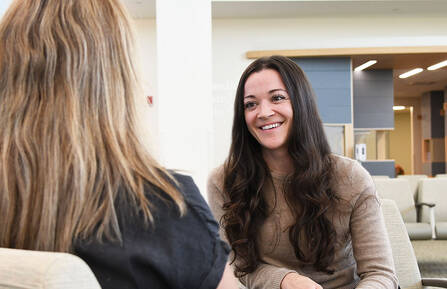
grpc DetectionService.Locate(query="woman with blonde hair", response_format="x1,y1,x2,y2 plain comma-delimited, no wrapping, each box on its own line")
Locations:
0,0,236,288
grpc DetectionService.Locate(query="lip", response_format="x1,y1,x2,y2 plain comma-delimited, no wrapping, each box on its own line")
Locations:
258,122,283,131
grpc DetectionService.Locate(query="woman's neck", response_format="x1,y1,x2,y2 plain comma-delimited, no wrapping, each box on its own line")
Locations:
262,148,294,175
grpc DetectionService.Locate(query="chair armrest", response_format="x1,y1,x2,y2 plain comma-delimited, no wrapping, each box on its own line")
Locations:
422,278,447,287
416,202,437,239
416,202,436,208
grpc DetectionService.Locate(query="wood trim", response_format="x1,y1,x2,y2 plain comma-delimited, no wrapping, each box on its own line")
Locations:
344,124,354,159
409,106,415,174
376,131,387,160
246,46,447,59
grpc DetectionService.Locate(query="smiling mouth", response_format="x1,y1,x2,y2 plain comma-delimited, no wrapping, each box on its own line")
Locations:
260,122,282,130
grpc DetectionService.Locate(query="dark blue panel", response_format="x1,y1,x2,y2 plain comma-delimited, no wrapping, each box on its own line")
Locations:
432,162,446,175
353,70,394,129
316,88,351,106
430,91,445,138
292,58,351,124
360,160,395,178
295,58,351,72
305,72,351,89
319,106,351,124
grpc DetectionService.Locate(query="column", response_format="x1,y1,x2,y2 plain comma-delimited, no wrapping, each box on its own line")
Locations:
156,0,213,197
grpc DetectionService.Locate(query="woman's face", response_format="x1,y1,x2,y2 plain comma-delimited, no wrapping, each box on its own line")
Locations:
243,69,293,154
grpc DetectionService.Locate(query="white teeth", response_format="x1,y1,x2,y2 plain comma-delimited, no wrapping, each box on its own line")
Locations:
261,123,280,130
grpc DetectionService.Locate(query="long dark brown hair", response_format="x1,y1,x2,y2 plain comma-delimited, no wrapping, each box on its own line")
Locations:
222,55,337,276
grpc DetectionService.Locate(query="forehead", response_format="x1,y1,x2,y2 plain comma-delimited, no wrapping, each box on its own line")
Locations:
244,69,286,96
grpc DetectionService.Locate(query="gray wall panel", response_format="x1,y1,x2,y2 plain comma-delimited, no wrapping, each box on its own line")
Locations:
432,162,446,175
421,92,431,139
430,91,445,138
353,70,394,129
292,58,351,124
360,160,395,178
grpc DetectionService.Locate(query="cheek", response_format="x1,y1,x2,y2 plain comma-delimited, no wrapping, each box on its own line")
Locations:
244,111,253,127
244,112,258,137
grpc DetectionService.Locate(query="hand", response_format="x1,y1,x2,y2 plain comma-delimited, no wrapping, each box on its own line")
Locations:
280,272,323,289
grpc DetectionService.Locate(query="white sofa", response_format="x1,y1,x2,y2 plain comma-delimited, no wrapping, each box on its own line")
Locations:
0,248,100,289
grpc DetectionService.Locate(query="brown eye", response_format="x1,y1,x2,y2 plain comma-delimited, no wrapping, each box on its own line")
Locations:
244,102,256,110
272,95,286,102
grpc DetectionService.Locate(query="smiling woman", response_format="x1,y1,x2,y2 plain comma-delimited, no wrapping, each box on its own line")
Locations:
207,55,398,289
243,69,293,159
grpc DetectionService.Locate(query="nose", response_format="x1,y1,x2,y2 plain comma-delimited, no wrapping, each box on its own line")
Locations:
258,101,274,119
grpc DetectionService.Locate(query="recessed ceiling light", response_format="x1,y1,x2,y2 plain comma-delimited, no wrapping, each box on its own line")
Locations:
393,106,406,111
354,60,377,72
427,60,447,71
399,68,423,79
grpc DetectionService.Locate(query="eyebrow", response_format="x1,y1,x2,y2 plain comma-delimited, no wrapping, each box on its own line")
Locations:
244,88,288,99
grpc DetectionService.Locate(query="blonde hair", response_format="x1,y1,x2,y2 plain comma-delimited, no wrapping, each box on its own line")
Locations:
0,0,185,252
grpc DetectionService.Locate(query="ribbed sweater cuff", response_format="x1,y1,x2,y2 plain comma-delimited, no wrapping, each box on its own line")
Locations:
272,269,297,289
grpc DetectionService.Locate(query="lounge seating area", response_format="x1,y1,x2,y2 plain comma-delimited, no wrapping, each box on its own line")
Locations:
374,178,435,240
373,176,447,284
381,199,447,289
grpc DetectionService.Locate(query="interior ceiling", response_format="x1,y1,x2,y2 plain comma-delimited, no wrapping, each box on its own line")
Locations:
121,0,447,19
121,0,447,99
211,0,447,18
352,54,447,98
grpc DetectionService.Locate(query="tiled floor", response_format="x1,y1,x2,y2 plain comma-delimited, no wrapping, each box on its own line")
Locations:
411,240,447,278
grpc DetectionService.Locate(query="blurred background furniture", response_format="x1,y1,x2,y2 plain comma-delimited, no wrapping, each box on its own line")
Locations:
374,178,435,240
371,175,391,180
398,175,428,201
0,248,100,289
381,198,447,289
419,179,447,240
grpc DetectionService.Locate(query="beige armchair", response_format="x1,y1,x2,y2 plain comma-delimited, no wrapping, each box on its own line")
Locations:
0,248,100,289
397,175,428,201
381,198,447,289
419,178,447,239
374,178,435,240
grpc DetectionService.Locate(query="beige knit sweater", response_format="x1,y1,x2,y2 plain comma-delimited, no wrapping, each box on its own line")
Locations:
207,155,398,289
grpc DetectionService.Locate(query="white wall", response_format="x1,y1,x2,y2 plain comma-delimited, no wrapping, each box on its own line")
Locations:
0,0,13,17
133,19,159,156
156,0,213,196
212,15,447,167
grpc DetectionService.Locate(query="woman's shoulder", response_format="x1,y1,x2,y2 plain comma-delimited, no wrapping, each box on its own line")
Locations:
331,154,376,202
172,172,217,220
206,164,227,211
79,173,230,289
207,164,225,191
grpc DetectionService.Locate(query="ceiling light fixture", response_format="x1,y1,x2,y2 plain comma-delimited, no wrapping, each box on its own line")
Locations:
399,68,423,79
427,60,447,71
354,60,377,71
393,106,406,111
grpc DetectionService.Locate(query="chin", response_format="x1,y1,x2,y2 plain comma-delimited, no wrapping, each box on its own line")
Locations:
260,143,286,152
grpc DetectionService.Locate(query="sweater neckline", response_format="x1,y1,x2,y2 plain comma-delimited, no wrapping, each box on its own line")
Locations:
269,170,289,181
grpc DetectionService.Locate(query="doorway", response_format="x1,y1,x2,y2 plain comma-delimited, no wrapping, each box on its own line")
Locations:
389,107,414,175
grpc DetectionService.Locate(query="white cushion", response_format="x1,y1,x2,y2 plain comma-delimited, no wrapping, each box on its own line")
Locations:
374,179,417,222
419,179,447,223
405,223,433,240
0,248,100,289
436,222,447,240
397,175,427,200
